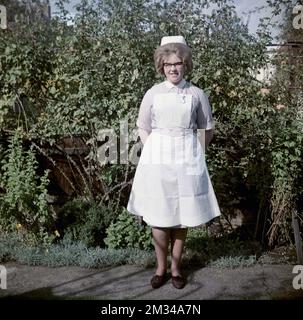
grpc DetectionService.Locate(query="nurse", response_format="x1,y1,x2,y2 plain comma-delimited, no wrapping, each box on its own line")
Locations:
127,36,221,289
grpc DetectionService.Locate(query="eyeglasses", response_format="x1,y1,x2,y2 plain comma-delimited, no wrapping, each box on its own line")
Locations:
163,62,183,68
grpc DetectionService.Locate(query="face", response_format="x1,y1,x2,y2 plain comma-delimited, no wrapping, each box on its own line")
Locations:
163,53,184,85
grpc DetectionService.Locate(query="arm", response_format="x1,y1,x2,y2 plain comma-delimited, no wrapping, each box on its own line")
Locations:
138,128,151,145
196,89,214,152
136,89,152,143
205,129,214,150
197,128,214,152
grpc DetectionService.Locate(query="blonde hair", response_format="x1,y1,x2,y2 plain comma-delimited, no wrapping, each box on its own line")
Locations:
154,43,193,75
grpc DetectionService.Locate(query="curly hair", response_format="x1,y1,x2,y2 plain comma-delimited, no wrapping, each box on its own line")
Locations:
154,43,193,75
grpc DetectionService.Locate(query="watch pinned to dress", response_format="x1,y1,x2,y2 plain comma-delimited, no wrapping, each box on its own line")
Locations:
180,94,187,104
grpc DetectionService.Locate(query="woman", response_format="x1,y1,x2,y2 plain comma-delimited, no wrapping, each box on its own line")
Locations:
127,36,221,289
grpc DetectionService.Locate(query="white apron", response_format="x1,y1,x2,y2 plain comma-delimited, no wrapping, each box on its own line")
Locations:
127,92,221,227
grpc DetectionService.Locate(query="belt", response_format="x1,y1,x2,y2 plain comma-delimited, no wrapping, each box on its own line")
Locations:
151,128,197,136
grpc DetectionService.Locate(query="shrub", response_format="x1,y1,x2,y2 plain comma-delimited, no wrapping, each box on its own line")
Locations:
104,209,153,251
208,255,257,269
0,132,54,246
0,0,301,250
0,232,155,268
57,198,120,248
184,225,260,268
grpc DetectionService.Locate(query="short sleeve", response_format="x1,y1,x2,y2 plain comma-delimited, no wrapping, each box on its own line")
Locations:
136,89,152,133
196,90,214,130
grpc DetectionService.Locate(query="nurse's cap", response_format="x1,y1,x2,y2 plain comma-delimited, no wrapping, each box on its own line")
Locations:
160,35,187,46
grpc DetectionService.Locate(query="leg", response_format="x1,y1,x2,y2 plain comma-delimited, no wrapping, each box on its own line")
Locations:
152,227,170,275
170,228,188,277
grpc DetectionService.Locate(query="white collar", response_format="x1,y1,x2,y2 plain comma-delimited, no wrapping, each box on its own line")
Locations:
164,78,187,90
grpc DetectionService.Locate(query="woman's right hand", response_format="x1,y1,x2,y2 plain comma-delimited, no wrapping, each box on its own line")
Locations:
138,128,151,145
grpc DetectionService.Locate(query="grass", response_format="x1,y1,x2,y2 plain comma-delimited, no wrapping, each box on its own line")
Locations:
0,232,155,269
0,228,296,270
182,225,260,268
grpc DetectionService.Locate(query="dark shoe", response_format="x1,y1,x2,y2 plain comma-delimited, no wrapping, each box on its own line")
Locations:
150,272,167,289
172,275,186,289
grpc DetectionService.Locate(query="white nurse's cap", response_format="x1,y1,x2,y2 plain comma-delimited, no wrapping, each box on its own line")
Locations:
160,35,187,46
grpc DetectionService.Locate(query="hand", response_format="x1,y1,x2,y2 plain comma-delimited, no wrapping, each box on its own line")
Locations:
135,216,146,227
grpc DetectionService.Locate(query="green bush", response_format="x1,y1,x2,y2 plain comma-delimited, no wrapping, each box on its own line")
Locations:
208,255,257,269
0,0,301,249
57,198,120,248
184,225,261,268
0,232,155,268
0,132,54,246
104,209,153,251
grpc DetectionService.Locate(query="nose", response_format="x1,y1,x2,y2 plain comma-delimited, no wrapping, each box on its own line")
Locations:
170,66,178,73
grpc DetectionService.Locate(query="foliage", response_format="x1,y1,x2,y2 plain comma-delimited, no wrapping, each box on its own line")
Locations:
57,197,120,247
0,230,263,269
0,231,155,268
185,226,260,265
208,255,257,269
258,0,303,245
0,131,54,246
104,209,153,251
0,0,301,248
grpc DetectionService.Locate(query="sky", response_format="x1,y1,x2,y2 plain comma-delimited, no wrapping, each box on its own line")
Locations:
48,0,284,38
